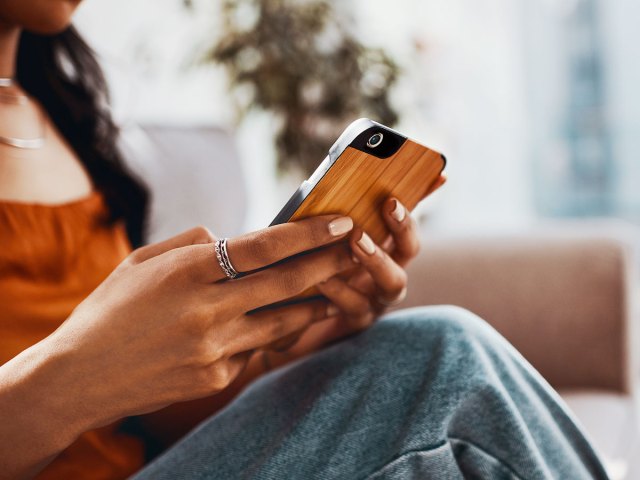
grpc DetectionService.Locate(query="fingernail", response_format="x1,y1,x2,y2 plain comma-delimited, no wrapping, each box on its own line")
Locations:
391,200,406,223
327,304,339,317
357,232,376,255
328,217,354,237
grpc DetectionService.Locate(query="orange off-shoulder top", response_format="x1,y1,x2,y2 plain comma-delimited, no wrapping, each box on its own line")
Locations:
0,191,146,479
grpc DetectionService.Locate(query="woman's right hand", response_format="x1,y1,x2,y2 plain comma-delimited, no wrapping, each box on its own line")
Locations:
5,216,355,451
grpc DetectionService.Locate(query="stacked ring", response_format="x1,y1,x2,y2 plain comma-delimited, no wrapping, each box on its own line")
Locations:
214,238,240,280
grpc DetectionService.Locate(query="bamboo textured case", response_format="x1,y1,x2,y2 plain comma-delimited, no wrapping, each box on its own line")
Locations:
288,141,444,245
269,119,445,302
272,119,446,246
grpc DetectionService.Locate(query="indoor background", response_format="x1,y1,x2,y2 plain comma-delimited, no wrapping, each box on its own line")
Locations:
74,0,640,233
72,2,640,477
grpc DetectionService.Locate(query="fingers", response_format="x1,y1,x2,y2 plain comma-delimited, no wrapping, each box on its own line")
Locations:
221,243,356,314
381,198,421,266
264,330,306,352
228,215,354,273
187,215,354,283
317,277,371,318
227,299,333,353
345,269,376,296
129,226,216,265
424,173,447,198
350,229,408,305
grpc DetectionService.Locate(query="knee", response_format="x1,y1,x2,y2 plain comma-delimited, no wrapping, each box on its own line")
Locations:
336,305,510,395
362,305,503,358
385,304,493,339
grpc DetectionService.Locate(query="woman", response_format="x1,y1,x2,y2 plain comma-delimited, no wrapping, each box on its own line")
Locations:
0,1,609,479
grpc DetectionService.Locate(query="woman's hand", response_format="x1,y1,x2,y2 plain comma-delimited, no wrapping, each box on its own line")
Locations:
264,175,447,359
0,216,355,478
315,198,420,335
318,175,447,336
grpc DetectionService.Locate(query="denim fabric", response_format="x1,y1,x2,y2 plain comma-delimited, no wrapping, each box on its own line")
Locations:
133,306,609,480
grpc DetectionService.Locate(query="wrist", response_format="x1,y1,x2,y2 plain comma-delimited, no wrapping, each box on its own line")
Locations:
0,338,93,456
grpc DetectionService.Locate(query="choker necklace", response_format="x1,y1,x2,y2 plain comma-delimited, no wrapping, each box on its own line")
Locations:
0,77,46,149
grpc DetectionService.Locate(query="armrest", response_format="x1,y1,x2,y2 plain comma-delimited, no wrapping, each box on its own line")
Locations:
398,231,637,393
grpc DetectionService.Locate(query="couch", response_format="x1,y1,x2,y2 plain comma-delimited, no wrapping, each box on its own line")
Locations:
121,124,640,480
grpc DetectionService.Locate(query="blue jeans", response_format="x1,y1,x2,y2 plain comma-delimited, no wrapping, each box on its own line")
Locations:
133,306,609,479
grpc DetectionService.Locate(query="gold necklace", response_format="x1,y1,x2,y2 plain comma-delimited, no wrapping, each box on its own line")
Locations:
0,77,46,150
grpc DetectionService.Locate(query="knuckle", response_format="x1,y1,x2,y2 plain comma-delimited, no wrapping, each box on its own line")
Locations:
208,342,227,365
246,233,277,266
207,362,234,391
126,248,145,265
212,292,241,319
313,301,329,321
151,263,176,288
277,268,307,297
370,247,387,266
333,246,354,271
352,312,375,331
389,269,408,293
189,342,216,368
163,257,189,283
179,307,211,339
308,218,329,245
267,314,288,339
192,225,215,244
406,221,421,253
271,333,301,352
351,299,372,316
410,242,421,259
193,358,233,394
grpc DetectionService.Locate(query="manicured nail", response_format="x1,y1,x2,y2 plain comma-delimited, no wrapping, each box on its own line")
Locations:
357,232,376,255
391,199,406,223
327,304,339,317
328,217,354,237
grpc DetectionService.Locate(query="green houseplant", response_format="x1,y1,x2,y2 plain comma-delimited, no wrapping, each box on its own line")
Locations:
188,0,400,175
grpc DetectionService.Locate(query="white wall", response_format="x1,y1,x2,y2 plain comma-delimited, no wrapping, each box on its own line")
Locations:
351,0,535,232
74,0,639,234
600,0,640,216
75,0,232,126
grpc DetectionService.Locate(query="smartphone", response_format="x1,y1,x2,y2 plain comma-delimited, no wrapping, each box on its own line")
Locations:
271,118,446,245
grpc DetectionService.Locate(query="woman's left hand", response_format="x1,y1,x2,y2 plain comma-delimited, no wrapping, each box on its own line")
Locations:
316,197,421,335
265,175,447,355
317,174,447,337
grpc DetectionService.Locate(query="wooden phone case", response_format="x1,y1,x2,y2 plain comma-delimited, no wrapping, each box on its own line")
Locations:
269,119,445,302
288,140,445,245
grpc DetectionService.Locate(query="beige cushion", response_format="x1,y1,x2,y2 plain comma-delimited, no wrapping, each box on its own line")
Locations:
120,125,248,243
399,233,634,392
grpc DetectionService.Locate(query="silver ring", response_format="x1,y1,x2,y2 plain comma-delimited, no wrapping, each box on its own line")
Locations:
214,238,239,279
376,287,407,307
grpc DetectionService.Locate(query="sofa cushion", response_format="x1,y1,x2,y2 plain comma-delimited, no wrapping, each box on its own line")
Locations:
120,125,248,243
399,233,635,392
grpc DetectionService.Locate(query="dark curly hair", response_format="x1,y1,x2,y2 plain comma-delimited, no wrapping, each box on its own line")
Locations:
16,26,148,247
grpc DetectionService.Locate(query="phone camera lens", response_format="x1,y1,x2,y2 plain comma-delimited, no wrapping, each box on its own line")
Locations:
367,133,384,149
